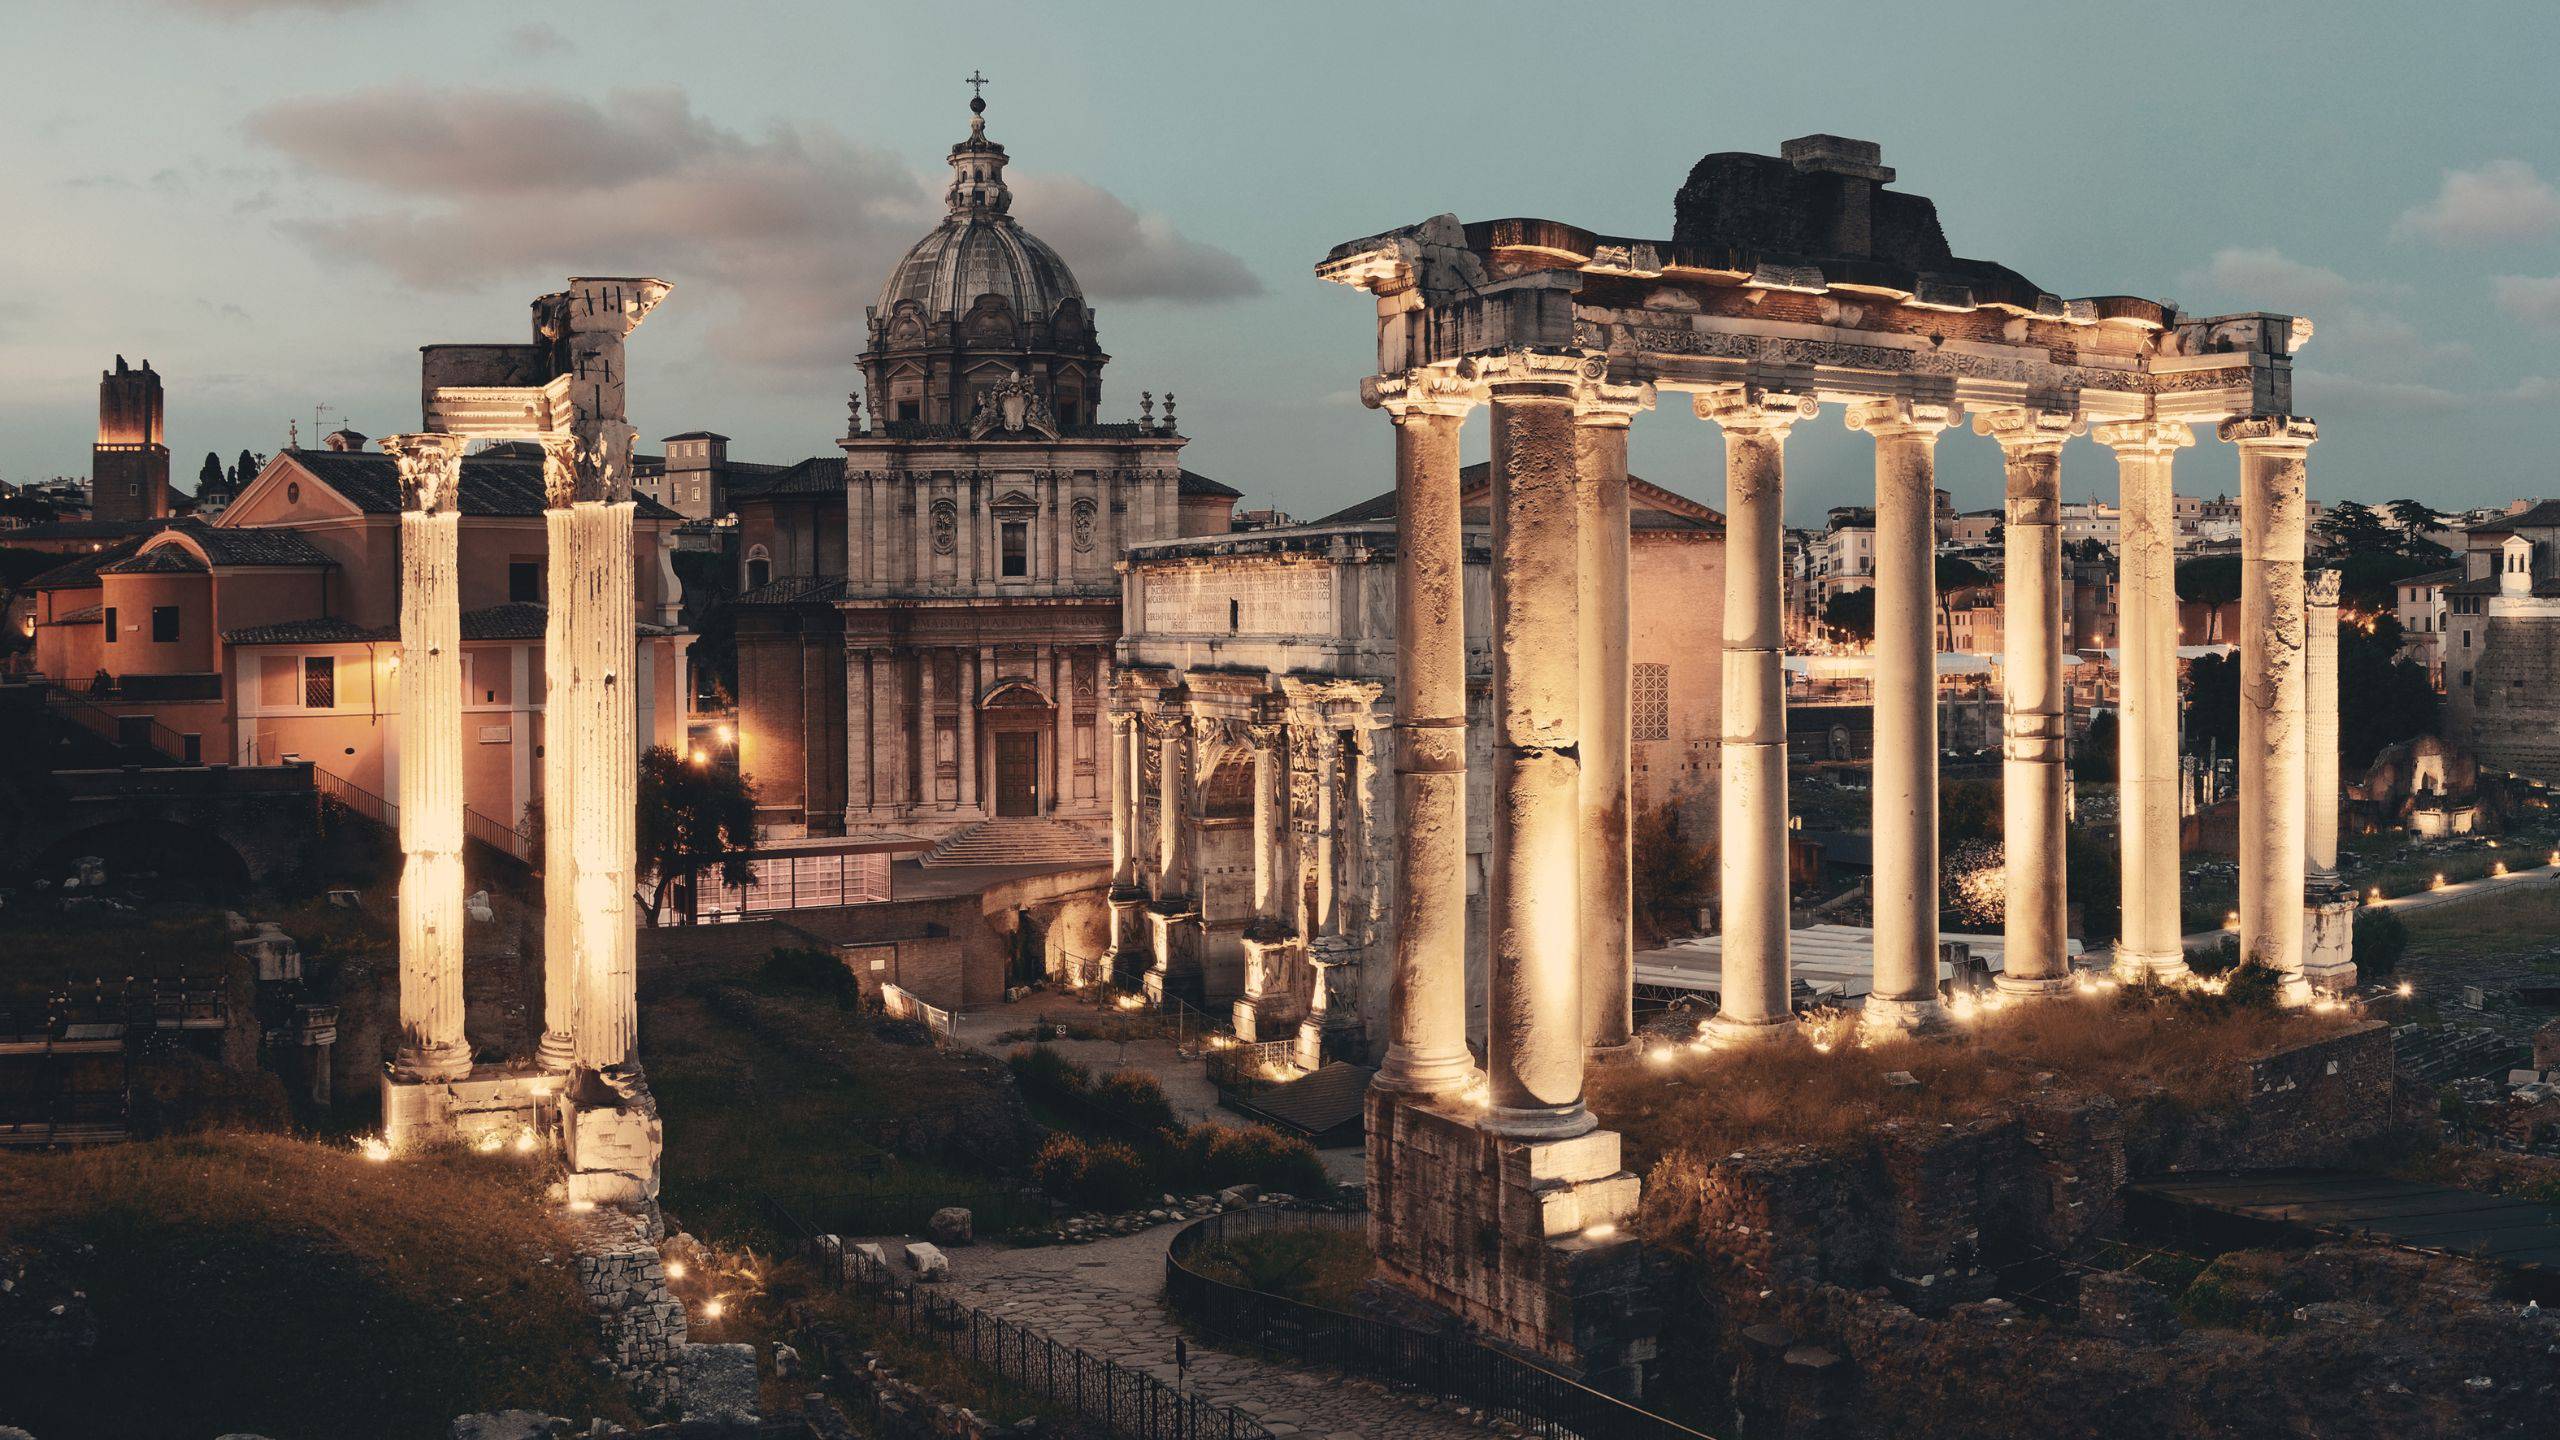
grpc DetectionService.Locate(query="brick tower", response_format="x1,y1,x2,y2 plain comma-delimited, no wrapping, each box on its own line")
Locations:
93,355,169,523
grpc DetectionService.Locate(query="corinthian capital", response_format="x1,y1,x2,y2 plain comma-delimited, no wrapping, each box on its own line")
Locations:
1363,366,1478,420
380,433,465,515
2091,419,2196,456
1971,407,2085,454
537,434,580,511
1573,375,1656,427
1844,395,1961,437
1694,384,1818,434
2308,568,2343,609
2219,414,2318,451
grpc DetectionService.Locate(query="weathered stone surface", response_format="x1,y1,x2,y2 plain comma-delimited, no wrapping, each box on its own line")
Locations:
2076,1270,2179,1343
679,1341,760,1425
906,1241,950,1280
928,1206,974,1247
446,1411,566,1440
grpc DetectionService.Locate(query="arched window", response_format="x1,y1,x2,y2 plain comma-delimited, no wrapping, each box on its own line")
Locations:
745,544,771,591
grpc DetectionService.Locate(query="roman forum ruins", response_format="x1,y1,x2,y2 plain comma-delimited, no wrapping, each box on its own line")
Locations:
1320,135,2349,1381
382,277,673,1207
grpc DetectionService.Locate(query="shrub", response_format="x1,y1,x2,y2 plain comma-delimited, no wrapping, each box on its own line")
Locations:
759,946,855,1000
2220,959,2285,1010
1008,1044,1091,1097
1076,1140,1154,1211
1169,1123,1328,1198
1032,1134,1091,1197
2353,907,2408,979
1088,1069,1179,1134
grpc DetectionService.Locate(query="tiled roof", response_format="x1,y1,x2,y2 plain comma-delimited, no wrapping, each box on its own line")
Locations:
728,458,848,500
183,521,335,567
2399,567,2464,588
663,430,731,442
44,604,102,625
2,519,163,542
1178,469,1240,499
100,546,208,575
1313,463,1722,534
460,602,547,641
2465,501,2560,533
278,449,684,520
25,541,144,591
221,617,391,645
735,576,849,606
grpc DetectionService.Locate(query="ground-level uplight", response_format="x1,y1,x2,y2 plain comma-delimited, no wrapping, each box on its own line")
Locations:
359,1136,392,1162
2397,981,2415,998
665,1259,688,1281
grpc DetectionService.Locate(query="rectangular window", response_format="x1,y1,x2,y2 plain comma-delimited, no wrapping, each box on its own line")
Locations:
303,656,336,710
102,606,119,644
151,606,178,643
1002,520,1029,578
1632,663,1670,741
509,560,540,603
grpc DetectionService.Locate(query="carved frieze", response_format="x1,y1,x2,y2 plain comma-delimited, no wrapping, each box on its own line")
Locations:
1071,497,1098,552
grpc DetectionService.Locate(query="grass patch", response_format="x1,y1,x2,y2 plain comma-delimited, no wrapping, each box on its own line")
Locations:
647,981,1040,1248
2400,883,2560,960
0,1131,625,1440
1183,1224,1374,1310
0,907,239,1011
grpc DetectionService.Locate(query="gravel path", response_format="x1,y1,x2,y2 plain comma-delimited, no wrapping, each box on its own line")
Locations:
934,1222,1479,1440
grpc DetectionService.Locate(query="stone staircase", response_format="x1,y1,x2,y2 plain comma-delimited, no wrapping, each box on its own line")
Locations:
918,817,1111,870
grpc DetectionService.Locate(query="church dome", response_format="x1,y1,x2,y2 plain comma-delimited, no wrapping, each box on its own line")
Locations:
873,94,1084,323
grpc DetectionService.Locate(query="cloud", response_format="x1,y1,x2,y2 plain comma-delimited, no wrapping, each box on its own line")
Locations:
2394,160,2560,246
2295,370,2468,414
2505,376,2560,404
2193,246,2403,312
505,22,571,57
2492,274,2560,329
164,0,388,15
245,86,1258,370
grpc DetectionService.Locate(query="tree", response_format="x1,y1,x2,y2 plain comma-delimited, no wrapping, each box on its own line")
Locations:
230,449,263,486
2185,652,2240,759
1934,555,1994,649
2316,500,2395,557
197,452,224,494
2337,612,2437,774
1632,803,1715,946
2176,555,2243,643
636,743,757,925
2387,499,2442,538
2075,710,2119,782
1822,587,1876,644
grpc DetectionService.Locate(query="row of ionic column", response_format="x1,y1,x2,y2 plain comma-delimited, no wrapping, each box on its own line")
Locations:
384,431,639,1086
1367,359,2328,1098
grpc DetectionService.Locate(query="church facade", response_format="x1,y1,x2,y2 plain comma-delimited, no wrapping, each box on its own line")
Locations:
733,93,1235,839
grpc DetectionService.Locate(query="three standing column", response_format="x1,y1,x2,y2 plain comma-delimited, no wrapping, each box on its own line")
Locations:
1700,388,1815,1039
1847,398,1958,1036
1574,384,1650,1053
387,433,472,1083
2226,416,2319,987
2096,420,2195,982
1980,408,2083,995
1371,370,1478,1097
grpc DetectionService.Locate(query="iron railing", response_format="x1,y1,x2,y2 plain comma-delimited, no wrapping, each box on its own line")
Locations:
768,1198,1272,1440
1165,1207,1716,1440
878,983,956,1041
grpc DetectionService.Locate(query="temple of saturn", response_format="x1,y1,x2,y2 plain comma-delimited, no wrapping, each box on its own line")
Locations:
380,277,674,1209
1320,135,2352,1386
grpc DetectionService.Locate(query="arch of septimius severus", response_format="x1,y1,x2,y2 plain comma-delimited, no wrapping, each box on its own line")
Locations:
379,277,673,1209
1322,135,2350,1387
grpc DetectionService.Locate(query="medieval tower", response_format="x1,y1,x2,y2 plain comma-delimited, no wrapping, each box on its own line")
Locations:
92,355,170,523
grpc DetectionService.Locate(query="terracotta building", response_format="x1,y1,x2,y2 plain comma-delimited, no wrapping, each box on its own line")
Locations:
25,440,693,841
732,93,1236,839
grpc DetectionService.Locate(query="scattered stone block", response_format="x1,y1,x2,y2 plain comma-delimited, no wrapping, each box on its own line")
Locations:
680,1342,760,1425
466,889,496,923
1217,1184,1261,1207
448,1413,565,1440
1883,1070,1920,1088
906,1241,950,1280
929,1206,974,1247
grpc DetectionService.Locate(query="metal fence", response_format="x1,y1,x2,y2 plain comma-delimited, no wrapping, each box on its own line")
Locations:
879,983,956,1041
770,1199,1272,1440
1165,1207,1715,1440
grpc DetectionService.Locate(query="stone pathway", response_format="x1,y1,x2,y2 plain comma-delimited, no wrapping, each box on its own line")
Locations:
924,1221,1479,1440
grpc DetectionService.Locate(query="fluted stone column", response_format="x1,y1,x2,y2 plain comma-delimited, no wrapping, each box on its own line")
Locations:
536,440,579,1071
1370,371,1477,1096
958,651,978,813
2095,420,2195,982
387,432,472,1082
1574,385,1649,1053
1483,352,1615,1138
566,480,640,1075
2303,567,2358,989
2227,416,2319,986
1700,388,1815,1040
1053,648,1074,814
1251,726,1281,921
1109,713,1136,884
1847,398,1957,1035
1980,409,2083,995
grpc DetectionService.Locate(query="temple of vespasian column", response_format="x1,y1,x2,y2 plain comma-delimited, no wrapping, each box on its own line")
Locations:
1322,134,2345,1387
381,277,673,1211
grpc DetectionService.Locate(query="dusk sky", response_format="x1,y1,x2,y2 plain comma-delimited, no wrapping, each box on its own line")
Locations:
5,0,2558,523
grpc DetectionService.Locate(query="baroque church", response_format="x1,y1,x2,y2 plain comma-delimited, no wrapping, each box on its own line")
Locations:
733,91,1238,839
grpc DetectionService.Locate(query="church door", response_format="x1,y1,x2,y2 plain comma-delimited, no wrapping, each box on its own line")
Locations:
995,732,1038,817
